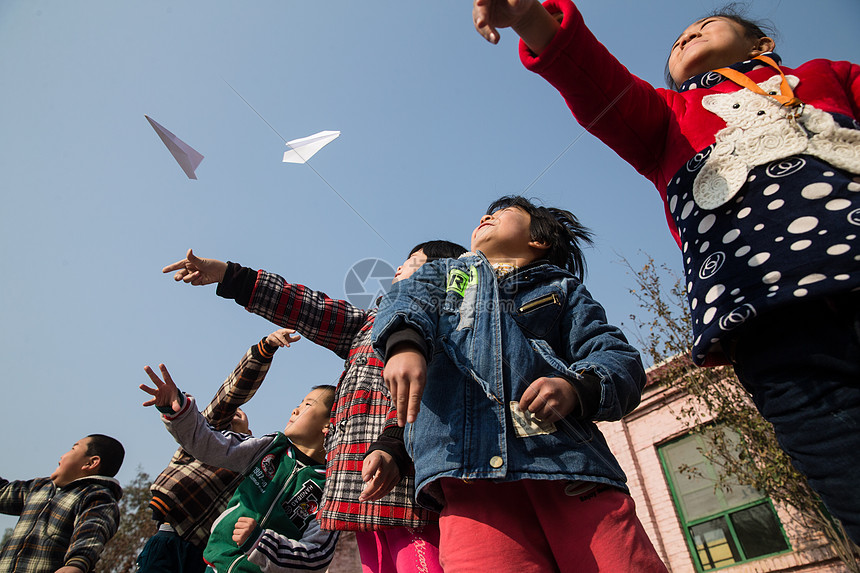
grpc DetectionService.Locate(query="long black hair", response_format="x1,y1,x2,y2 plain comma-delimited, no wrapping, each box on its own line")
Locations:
485,196,593,280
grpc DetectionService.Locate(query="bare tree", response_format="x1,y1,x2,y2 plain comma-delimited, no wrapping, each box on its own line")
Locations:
623,254,858,571
95,467,156,573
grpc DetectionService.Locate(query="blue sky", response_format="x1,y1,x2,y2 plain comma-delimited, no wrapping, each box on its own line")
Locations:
0,0,857,531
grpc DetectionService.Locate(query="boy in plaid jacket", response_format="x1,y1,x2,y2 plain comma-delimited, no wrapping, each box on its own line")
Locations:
0,434,124,572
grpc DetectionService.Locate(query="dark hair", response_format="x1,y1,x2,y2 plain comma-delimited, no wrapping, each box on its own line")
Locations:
85,434,125,477
485,196,593,279
664,4,775,90
312,385,337,414
409,240,467,261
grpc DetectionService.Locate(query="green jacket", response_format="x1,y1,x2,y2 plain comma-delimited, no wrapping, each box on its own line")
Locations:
162,396,337,572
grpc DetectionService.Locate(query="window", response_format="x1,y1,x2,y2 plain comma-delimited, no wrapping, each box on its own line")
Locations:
659,431,790,570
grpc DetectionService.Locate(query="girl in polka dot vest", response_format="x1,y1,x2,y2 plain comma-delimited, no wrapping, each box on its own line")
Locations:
473,0,860,545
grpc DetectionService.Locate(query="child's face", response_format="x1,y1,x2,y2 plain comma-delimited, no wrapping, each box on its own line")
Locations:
392,249,428,284
50,437,95,487
230,408,250,434
668,17,762,87
471,206,534,262
283,388,331,445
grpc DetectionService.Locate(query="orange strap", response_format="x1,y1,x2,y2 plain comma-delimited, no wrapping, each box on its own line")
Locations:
714,55,803,109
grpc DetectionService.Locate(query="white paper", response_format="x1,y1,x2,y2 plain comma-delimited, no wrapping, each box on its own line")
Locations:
282,130,340,163
145,115,204,179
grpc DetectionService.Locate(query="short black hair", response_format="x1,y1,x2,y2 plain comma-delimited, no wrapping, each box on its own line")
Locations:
664,4,775,89
311,385,337,414
85,434,125,478
408,240,467,261
485,196,593,280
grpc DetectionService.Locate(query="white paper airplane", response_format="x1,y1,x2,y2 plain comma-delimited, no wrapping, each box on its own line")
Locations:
145,115,204,179
283,130,340,164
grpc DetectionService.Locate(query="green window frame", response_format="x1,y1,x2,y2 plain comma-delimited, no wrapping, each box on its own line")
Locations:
658,431,791,571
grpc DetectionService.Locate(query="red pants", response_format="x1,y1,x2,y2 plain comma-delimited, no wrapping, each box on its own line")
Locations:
354,522,443,573
438,479,668,573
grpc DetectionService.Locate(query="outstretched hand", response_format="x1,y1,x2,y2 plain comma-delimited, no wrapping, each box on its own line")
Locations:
473,0,559,54
518,376,579,423
162,248,228,286
473,0,536,44
359,450,400,502
140,364,182,412
382,344,427,427
265,328,301,348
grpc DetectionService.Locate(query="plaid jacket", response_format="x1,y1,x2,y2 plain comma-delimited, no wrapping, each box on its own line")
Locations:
0,475,121,572
217,264,436,531
149,338,276,548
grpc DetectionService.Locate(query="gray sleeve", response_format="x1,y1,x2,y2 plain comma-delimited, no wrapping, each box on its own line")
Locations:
162,395,274,472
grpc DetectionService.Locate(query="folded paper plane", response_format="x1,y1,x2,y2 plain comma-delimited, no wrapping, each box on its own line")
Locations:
283,130,340,163
145,115,204,179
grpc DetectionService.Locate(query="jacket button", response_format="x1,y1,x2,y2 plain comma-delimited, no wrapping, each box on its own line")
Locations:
355,356,367,366
489,456,503,468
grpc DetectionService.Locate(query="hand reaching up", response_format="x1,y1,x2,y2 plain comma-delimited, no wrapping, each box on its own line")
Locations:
266,328,301,348
473,0,560,54
140,364,182,412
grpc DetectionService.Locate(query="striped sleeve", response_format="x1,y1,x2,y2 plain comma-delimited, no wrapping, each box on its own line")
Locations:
247,520,339,573
201,337,276,430
247,271,369,360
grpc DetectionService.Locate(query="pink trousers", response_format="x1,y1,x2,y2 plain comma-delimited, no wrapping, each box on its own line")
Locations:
438,479,668,573
354,522,442,573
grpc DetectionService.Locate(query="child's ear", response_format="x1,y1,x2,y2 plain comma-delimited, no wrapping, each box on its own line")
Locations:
528,239,551,252
83,455,101,474
321,424,331,436
750,36,775,57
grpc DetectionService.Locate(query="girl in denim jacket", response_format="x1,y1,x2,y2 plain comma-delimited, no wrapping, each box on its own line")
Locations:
371,196,668,572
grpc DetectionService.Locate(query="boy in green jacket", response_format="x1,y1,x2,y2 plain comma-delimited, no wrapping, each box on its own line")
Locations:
141,361,338,573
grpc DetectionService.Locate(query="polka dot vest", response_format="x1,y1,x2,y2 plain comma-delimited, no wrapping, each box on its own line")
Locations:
672,56,860,363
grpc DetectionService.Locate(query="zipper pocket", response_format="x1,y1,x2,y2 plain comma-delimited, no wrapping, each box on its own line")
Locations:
518,293,560,314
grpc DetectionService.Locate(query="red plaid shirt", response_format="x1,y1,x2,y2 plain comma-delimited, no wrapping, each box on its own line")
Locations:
221,266,436,531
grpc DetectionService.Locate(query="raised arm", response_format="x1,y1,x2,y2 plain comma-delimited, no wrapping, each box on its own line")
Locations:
0,477,34,516
141,364,273,472
60,487,120,573
372,260,449,426
220,265,369,360
202,328,300,431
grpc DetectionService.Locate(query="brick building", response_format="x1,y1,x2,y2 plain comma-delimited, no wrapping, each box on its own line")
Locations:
598,364,852,572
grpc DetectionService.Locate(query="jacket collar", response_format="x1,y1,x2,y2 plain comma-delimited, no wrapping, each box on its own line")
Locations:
61,475,123,499
679,52,782,92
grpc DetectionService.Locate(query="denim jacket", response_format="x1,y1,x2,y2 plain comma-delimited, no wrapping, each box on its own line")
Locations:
372,252,646,510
